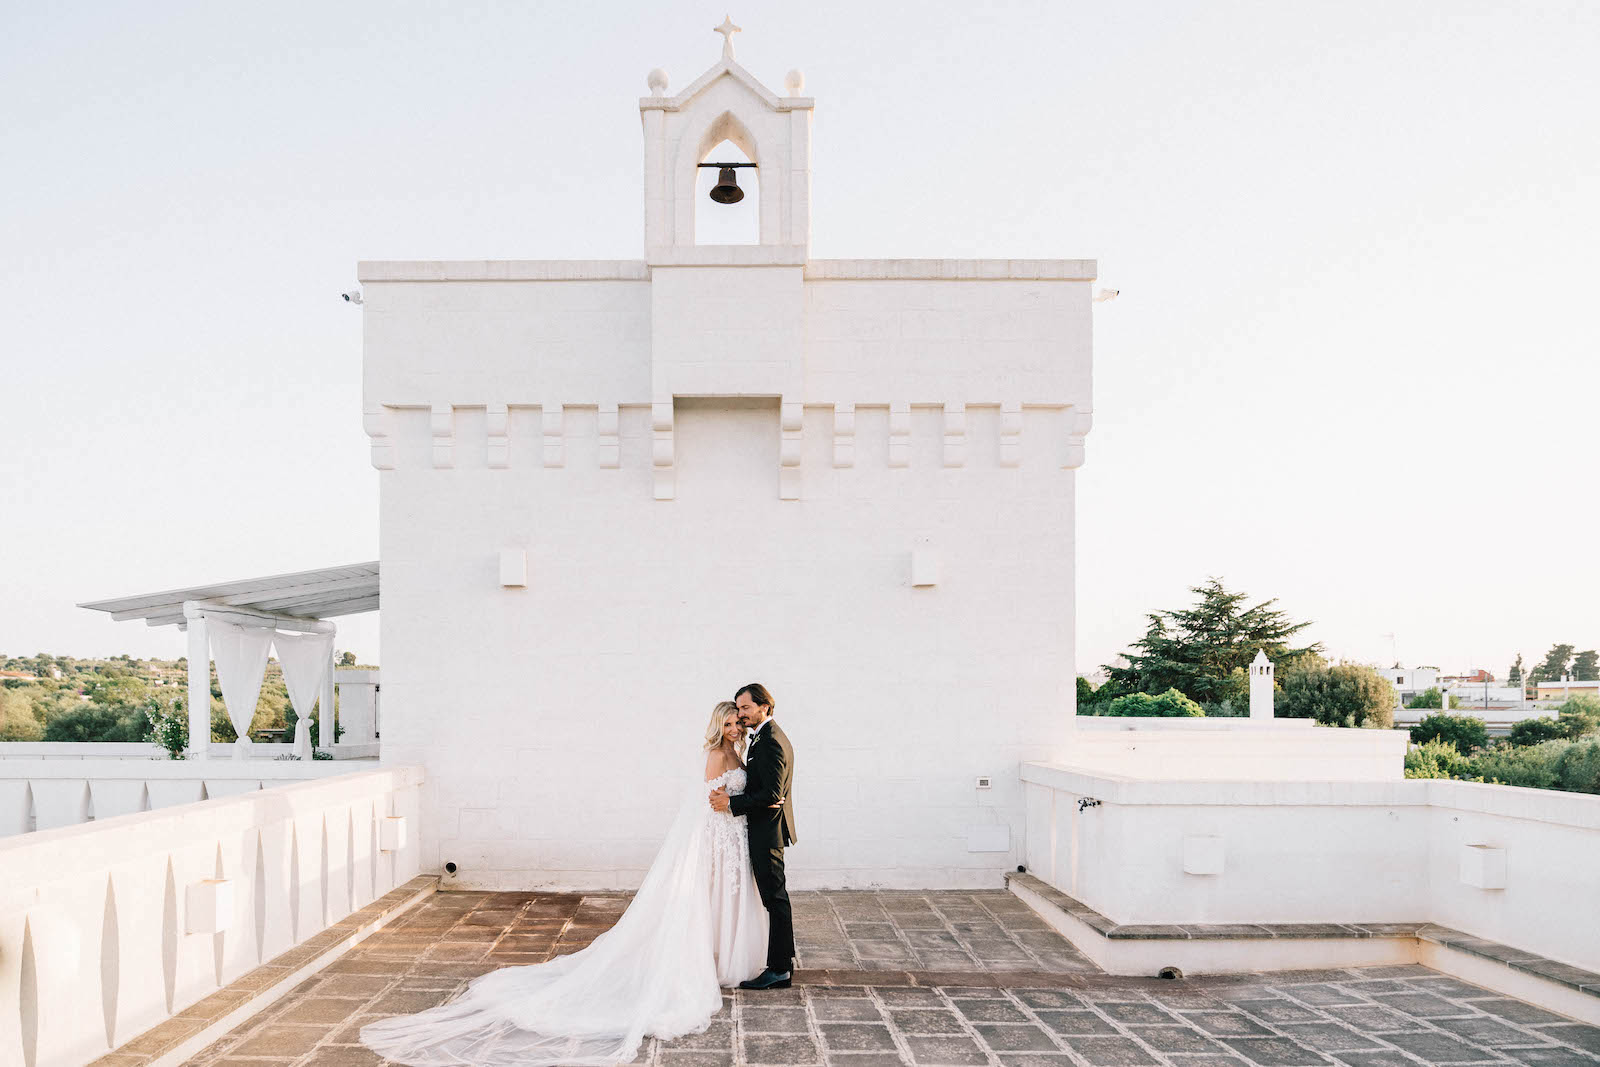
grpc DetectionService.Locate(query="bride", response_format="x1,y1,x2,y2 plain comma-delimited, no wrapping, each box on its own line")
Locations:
359,702,772,1066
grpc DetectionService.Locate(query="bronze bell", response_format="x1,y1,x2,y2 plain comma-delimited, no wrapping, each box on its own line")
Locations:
709,166,744,204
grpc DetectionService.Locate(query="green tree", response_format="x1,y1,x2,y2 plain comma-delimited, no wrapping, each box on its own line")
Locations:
1075,676,1098,712
1091,688,1205,717
1531,643,1576,686
84,672,150,708
1102,578,1323,704
1275,662,1396,728
43,704,146,742
1507,654,1524,687
1557,695,1600,739
0,687,44,741
1508,717,1563,746
1405,737,1472,779
1409,713,1489,755
339,650,357,667
1405,687,1460,710
1573,650,1599,681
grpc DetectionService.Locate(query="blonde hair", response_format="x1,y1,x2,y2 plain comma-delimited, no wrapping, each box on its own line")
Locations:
703,700,744,756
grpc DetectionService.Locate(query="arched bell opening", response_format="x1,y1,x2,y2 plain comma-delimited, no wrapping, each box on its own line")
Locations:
694,138,760,245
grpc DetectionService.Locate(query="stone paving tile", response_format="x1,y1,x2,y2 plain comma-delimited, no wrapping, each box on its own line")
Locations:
1221,1035,1333,1064
1500,1048,1600,1066
1057,1034,1162,1064
1469,996,1576,1025
817,1023,899,1052
1035,1010,1120,1035
891,1009,968,1035
744,1006,812,1033
1125,1024,1231,1054
743,1033,823,1065
160,888,1600,1067
970,1023,1060,1052
1370,1027,1496,1062
903,1033,990,1064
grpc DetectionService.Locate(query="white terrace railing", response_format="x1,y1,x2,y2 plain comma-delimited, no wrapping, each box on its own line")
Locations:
0,741,381,762
0,764,424,1067
0,752,381,838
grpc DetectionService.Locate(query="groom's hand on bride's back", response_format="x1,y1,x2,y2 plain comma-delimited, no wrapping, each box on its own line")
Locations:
709,787,731,812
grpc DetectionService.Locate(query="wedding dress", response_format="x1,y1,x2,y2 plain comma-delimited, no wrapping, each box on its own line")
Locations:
359,759,769,1066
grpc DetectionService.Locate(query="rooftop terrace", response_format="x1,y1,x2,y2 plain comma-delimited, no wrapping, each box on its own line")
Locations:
89,884,1600,1067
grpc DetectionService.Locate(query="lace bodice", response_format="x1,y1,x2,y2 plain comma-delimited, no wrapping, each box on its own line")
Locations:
706,766,751,899
706,767,746,796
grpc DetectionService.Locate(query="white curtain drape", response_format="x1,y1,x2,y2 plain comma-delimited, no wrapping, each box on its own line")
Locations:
274,630,334,758
208,619,274,759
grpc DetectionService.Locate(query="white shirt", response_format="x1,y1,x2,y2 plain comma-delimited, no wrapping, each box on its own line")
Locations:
748,720,772,746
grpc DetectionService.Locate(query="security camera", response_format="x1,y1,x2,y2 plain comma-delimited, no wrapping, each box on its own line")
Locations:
341,290,363,305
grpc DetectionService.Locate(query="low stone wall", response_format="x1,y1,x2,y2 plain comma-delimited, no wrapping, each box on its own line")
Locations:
1021,760,1600,976
0,758,374,837
1064,716,1410,780
0,764,424,1067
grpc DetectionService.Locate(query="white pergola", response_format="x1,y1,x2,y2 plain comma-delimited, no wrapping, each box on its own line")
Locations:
78,562,379,759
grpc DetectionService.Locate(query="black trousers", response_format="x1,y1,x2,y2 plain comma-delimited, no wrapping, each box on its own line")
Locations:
748,831,794,972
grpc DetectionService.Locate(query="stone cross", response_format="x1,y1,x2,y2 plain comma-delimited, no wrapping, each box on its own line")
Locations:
714,14,741,60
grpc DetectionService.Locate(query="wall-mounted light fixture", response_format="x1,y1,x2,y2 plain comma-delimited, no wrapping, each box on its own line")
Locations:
500,548,527,588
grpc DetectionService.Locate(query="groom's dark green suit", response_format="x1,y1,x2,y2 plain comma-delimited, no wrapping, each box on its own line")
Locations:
728,718,795,972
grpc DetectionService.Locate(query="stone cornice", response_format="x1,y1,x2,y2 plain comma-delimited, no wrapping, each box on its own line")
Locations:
357,258,1096,283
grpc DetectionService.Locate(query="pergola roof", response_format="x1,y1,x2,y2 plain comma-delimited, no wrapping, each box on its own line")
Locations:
78,562,379,629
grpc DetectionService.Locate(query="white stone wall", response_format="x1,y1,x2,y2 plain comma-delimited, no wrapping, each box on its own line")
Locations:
1022,762,1600,974
360,55,1094,890
370,381,1087,889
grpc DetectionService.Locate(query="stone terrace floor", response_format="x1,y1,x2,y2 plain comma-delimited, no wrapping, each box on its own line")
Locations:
183,889,1600,1066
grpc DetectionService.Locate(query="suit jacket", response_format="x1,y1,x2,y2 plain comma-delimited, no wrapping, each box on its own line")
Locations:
729,718,796,847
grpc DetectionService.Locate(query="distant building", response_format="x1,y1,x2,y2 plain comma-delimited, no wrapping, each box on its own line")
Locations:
1535,678,1600,701
1442,669,1494,684
1379,666,1438,704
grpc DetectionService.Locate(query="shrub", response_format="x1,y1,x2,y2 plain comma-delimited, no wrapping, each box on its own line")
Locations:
1471,741,1564,791
1275,662,1396,728
1556,696,1600,739
211,702,237,743
1405,687,1460,710
1405,737,1473,779
1409,713,1489,755
1507,716,1563,746
1555,739,1600,792
42,704,146,742
1093,688,1205,717
0,688,43,741
144,699,188,759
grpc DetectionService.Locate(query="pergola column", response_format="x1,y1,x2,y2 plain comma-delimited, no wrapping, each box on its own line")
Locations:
184,609,210,759
322,627,338,749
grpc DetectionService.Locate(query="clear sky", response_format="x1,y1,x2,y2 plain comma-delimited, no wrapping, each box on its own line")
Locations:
3,1,1596,677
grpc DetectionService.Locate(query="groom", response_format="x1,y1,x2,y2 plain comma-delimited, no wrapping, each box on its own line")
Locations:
709,681,796,990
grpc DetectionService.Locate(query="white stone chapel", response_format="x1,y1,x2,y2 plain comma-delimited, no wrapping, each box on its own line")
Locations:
359,26,1097,889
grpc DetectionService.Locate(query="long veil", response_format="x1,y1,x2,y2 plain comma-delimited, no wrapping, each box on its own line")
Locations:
360,761,723,1066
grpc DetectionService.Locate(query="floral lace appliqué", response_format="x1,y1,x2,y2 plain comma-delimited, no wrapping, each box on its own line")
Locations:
707,768,751,896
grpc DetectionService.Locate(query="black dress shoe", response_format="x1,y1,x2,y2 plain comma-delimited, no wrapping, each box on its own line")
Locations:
738,968,793,990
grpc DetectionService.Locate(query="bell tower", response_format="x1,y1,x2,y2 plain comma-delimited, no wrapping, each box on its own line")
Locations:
639,18,814,259
639,21,816,501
